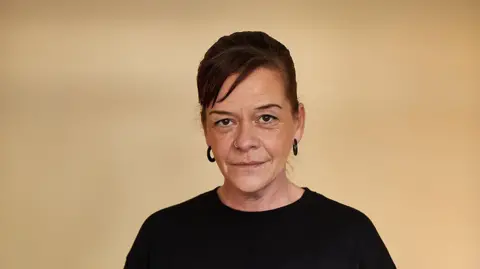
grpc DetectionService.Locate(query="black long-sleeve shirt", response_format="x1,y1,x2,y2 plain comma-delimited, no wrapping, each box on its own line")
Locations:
124,187,396,269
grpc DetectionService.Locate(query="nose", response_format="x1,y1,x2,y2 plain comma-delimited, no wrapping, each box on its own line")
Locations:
234,121,260,151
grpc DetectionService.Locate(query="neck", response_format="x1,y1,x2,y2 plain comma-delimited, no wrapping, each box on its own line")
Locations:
217,171,305,212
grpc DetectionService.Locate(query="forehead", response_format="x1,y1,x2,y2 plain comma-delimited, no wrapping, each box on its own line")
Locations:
212,67,287,110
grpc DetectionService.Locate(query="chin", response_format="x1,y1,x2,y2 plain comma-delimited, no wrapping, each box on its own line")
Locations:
228,175,272,194
221,161,277,194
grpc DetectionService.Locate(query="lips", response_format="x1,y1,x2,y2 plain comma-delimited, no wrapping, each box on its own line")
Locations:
231,161,266,167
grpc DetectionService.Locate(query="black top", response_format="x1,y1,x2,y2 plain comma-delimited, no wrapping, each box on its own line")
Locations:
124,187,396,269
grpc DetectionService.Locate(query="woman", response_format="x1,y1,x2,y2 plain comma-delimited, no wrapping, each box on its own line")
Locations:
124,31,396,269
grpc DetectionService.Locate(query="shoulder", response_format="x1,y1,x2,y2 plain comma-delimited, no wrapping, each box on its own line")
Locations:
140,188,217,229
125,189,217,262
305,188,369,219
306,188,395,265
304,188,379,234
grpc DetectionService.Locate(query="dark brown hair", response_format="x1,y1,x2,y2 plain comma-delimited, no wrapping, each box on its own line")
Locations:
197,31,299,124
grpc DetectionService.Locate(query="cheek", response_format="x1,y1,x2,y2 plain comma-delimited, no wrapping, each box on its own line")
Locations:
210,131,233,159
260,127,293,157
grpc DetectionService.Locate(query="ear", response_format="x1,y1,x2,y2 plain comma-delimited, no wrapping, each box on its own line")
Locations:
202,107,213,146
203,123,209,145
202,120,213,148
293,103,306,143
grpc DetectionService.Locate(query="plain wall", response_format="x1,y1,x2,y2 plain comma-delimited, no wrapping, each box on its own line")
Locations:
1,1,478,268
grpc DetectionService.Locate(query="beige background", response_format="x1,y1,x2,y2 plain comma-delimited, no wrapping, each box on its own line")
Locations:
1,1,479,268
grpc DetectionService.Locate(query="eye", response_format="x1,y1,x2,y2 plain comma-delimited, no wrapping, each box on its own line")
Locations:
258,114,278,123
215,118,233,127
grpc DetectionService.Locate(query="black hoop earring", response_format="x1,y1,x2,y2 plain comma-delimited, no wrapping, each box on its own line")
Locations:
293,139,298,156
207,146,215,162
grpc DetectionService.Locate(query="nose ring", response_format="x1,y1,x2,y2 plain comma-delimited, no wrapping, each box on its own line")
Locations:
233,140,239,148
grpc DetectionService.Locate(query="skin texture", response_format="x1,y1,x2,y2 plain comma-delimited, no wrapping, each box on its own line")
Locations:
203,67,306,212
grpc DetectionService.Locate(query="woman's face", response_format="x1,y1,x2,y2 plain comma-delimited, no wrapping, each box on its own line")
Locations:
204,67,305,193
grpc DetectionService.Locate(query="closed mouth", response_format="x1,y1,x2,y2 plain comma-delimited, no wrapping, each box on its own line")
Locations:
231,161,267,167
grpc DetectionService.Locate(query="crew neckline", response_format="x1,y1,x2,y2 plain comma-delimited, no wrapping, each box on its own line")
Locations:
210,186,312,215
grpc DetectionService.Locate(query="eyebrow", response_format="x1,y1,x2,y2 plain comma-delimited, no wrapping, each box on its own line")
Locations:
255,103,283,110
209,110,235,116
209,103,283,116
